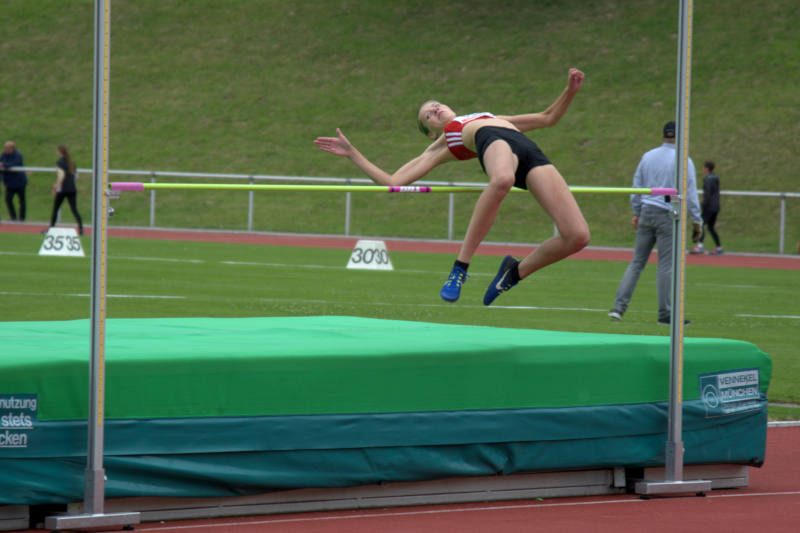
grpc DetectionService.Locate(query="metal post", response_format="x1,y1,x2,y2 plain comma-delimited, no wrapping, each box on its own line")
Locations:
149,171,156,227
447,191,454,241
779,194,785,254
666,0,692,483
85,0,112,513
345,178,352,236
248,176,254,232
46,1,141,528
635,0,711,497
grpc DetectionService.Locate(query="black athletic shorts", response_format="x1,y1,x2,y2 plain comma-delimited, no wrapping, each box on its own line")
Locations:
474,126,552,190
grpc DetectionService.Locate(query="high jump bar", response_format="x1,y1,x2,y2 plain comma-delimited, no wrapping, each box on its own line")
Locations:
111,182,677,195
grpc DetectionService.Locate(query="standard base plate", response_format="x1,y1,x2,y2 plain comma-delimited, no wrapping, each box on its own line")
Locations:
44,511,140,531
634,479,712,496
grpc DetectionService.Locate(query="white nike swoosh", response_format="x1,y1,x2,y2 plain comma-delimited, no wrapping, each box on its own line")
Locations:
495,271,509,290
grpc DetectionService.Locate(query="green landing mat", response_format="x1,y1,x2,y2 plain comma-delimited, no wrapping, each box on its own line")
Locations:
0,316,772,505
0,316,771,421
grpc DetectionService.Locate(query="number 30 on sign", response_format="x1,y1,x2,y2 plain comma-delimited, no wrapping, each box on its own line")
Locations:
346,240,393,271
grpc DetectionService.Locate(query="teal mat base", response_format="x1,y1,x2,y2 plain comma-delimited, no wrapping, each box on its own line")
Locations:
0,401,767,504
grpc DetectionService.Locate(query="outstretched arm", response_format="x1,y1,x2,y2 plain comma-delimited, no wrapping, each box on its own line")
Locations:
497,68,584,132
314,128,453,186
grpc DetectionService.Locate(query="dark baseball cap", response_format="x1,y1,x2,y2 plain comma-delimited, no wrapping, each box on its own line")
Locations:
663,121,676,138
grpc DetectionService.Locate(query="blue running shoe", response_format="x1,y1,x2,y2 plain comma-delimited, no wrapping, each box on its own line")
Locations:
440,265,467,302
483,255,519,306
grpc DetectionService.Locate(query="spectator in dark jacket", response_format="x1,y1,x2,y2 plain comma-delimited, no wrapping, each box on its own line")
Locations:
0,141,28,221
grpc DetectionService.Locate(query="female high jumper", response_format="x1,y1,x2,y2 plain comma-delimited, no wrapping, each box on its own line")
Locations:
314,68,590,306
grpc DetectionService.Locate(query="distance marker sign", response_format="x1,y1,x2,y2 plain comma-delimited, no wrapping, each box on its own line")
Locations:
346,240,393,270
38,227,85,257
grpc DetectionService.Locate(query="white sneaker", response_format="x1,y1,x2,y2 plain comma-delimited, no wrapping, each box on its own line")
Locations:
608,310,622,320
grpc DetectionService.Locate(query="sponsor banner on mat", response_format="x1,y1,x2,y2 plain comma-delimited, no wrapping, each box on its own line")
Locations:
699,368,761,417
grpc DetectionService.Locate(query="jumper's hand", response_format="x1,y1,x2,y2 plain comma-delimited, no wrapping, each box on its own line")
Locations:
567,68,584,93
314,128,353,157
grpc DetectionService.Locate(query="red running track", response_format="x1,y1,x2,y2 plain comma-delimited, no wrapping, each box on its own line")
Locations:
3,224,798,270
31,426,790,533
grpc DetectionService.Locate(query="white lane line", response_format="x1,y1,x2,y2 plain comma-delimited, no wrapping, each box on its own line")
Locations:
0,291,185,299
138,491,800,531
490,305,609,312
116,256,205,264
736,314,800,320
259,298,607,313
103,294,187,299
222,260,335,269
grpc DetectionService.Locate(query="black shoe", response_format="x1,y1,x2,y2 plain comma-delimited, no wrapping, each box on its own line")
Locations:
657,317,691,325
483,255,520,306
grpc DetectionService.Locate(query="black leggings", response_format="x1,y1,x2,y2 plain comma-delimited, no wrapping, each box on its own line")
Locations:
4,187,25,221
700,210,720,246
50,192,83,231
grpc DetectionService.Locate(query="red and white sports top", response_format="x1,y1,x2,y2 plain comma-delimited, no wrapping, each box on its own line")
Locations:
444,112,495,160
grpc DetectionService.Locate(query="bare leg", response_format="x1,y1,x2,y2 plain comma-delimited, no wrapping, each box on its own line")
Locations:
517,164,590,278
456,140,516,263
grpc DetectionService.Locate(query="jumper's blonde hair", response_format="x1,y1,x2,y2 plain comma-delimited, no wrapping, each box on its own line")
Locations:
417,100,437,137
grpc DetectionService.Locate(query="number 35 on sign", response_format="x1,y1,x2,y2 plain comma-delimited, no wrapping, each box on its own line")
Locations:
38,227,85,257
346,240,393,271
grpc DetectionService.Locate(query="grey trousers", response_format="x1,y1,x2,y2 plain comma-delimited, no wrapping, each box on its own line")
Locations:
613,206,673,321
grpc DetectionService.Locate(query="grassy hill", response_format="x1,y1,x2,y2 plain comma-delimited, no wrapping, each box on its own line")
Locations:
2,0,798,251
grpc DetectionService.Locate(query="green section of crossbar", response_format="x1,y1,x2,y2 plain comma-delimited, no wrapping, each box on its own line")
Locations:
111,182,675,195
143,183,407,192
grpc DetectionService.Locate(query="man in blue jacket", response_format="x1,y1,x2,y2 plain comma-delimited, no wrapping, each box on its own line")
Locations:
0,141,28,221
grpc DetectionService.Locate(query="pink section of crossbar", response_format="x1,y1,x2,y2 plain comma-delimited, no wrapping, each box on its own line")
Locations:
651,187,677,196
388,186,431,193
111,182,145,191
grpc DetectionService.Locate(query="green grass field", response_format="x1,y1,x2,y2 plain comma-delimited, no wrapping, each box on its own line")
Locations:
2,232,797,420
3,0,799,252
